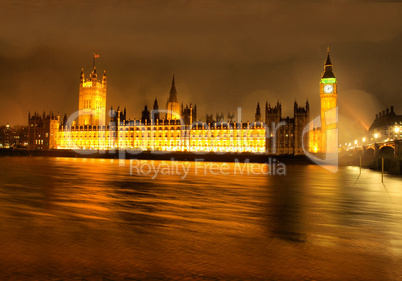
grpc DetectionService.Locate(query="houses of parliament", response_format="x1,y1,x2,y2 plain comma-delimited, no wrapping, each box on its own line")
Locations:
28,50,337,155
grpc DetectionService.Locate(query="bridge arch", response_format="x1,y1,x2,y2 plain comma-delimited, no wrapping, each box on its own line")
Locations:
379,144,395,150
378,145,395,156
364,145,375,151
364,147,375,154
361,147,375,166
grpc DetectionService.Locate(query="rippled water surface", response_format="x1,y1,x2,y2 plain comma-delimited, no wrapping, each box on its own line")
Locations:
1,157,402,280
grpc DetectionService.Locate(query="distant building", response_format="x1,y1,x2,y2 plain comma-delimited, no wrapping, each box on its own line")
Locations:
368,106,402,142
28,112,59,150
0,124,28,148
0,124,13,148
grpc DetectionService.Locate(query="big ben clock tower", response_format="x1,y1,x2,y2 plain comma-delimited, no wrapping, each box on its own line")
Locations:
319,47,337,154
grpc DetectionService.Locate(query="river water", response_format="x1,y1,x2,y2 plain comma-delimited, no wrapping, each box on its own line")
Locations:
0,157,401,280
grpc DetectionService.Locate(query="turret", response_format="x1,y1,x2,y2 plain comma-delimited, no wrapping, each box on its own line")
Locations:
109,106,115,123
117,106,121,125
190,104,193,125
62,113,68,127
141,105,150,124
91,67,97,85
255,102,262,122
166,75,180,120
193,104,197,122
80,68,85,86
153,98,159,110
277,101,282,117
168,75,178,102
102,70,107,87
153,98,159,121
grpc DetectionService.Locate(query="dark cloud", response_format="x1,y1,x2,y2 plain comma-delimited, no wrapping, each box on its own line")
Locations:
1,1,402,143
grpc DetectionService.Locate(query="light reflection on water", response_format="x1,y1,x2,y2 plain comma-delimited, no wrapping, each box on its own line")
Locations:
0,157,402,280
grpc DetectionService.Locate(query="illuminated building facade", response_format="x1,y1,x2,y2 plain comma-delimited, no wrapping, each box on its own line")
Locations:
309,48,338,154
49,69,266,153
56,120,265,153
368,106,402,142
78,67,107,127
27,57,333,154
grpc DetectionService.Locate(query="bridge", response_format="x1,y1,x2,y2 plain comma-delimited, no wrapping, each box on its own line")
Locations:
363,140,399,154
362,140,402,174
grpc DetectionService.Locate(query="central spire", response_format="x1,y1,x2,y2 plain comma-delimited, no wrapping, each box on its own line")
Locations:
322,47,335,79
168,75,178,102
325,46,332,66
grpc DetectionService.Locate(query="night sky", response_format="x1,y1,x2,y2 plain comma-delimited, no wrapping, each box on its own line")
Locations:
1,1,402,142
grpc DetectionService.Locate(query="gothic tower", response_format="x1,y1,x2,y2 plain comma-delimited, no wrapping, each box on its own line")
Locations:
294,100,310,155
153,98,159,121
166,75,180,120
319,47,337,153
265,101,282,154
255,102,262,122
265,101,281,127
141,105,151,124
78,67,107,127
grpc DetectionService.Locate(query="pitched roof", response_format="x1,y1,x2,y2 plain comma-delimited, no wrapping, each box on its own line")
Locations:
369,110,402,131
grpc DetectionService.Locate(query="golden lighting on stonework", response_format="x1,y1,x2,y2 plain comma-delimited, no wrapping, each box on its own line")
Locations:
56,121,266,153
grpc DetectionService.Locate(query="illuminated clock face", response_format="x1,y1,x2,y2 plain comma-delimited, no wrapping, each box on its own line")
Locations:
324,84,333,94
